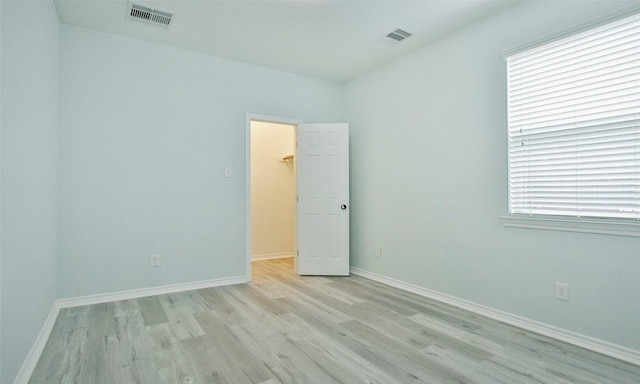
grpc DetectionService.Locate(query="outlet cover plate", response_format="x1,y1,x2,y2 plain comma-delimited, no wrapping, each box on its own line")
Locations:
149,254,159,268
555,282,569,301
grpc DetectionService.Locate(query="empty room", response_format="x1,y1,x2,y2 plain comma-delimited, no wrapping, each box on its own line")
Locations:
2,0,640,383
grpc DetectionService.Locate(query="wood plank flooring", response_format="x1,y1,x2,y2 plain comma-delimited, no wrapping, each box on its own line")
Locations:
29,258,640,383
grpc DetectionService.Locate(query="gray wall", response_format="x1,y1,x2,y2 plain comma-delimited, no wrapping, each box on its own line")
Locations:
346,0,640,351
0,1,60,383
57,25,344,298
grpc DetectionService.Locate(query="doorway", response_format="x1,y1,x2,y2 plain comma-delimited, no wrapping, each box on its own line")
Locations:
245,114,302,279
250,120,296,260
245,115,350,279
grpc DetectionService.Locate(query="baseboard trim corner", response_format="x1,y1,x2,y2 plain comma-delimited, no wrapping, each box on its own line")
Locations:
350,266,640,367
12,302,61,384
56,274,250,309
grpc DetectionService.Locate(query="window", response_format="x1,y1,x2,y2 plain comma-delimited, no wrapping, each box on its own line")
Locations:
506,13,640,228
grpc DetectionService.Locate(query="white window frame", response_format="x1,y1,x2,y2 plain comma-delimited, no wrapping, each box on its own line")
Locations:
501,11,640,237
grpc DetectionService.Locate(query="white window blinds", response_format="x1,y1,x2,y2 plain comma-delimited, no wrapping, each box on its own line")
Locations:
507,13,640,221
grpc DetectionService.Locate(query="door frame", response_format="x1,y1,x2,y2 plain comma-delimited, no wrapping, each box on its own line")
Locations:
245,113,302,280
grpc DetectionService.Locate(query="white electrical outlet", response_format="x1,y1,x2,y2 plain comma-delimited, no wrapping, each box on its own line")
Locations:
555,282,569,301
375,246,382,258
224,166,233,178
149,254,159,268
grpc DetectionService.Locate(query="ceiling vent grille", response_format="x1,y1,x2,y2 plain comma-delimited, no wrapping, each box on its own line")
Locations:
386,29,412,42
128,3,173,28
376,28,413,46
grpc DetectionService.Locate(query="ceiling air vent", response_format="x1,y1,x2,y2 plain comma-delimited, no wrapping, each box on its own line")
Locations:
386,29,412,42
376,28,413,46
128,3,173,28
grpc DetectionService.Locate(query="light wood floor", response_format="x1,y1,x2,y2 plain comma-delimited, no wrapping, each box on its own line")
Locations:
30,258,640,383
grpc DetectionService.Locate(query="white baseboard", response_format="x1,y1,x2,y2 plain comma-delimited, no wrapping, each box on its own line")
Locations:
252,252,294,261
56,274,249,309
12,274,249,384
350,266,640,367
12,303,60,384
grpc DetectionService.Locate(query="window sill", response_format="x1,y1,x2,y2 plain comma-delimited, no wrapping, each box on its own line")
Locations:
499,215,640,237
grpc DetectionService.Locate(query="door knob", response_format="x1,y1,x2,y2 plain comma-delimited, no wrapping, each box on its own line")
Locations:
341,204,347,210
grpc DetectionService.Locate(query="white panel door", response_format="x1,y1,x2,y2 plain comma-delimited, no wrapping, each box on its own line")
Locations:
296,123,349,276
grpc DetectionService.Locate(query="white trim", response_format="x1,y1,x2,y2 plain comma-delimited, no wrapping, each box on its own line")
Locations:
245,113,302,283
252,253,294,261
12,303,60,384
350,266,640,367
56,274,248,309
499,215,640,237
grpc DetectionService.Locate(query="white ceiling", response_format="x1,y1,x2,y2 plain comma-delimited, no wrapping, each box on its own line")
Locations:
53,0,517,83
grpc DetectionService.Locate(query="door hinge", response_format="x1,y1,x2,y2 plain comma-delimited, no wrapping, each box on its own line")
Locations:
297,249,299,257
